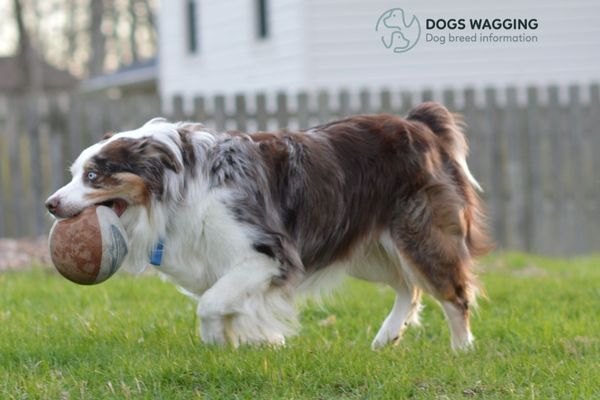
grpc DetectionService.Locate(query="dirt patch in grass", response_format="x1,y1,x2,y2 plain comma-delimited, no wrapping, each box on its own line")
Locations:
0,236,50,271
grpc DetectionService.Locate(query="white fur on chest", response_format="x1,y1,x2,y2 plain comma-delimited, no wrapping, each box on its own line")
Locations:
157,190,258,296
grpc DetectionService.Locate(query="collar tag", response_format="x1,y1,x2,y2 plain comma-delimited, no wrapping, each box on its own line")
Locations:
149,240,165,266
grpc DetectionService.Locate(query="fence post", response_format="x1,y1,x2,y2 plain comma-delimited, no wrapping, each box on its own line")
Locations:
317,91,330,124
214,95,226,131
193,96,208,123
421,88,434,102
359,89,371,114
172,95,185,121
297,92,310,129
56,95,71,183
525,87,543,253
25,96,46,236
234,94,247,132
276,92,289,128
338,90,351,118
399,91,413,114
255,93,268,131
567,85,588,253
484,87,507,248
380,90,392,114
38,100,51,210
441,89,455,111
0,96,7,237
48,96,68,194
107,95,122,131
546,86,565,255
504,87,526,251
590,84,600,251
67,93,83,161
86,96,103,144
6,97,26,236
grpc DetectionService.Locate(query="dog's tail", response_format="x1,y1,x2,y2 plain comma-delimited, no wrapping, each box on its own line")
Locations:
407,102,482,191
407,102,493,259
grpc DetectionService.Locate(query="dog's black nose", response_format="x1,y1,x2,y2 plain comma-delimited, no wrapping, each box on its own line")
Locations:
45,197,60,215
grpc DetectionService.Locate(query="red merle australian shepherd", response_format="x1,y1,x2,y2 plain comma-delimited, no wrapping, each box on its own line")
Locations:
46,102,492,350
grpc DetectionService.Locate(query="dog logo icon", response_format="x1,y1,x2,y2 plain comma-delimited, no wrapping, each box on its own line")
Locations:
375,8,421,53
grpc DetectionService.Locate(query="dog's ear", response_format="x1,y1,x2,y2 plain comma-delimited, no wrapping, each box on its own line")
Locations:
138,138,183,173
98,137,182,174
178,122,205,132
101,131,115,141
143,117,168,126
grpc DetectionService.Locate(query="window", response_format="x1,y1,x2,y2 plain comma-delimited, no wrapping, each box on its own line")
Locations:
256,0,269,39
187,0,198,53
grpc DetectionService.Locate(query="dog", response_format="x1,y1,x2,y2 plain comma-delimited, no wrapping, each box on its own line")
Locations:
46,102,491,350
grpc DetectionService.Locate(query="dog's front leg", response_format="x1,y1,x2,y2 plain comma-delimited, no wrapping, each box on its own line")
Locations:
196,256,282,346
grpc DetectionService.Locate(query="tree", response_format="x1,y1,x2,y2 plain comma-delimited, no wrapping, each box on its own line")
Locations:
89,0,106,76
12,0,43,93
6,0,157,78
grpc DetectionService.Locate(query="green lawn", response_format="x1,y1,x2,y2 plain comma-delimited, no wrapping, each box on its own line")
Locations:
0,254,598,399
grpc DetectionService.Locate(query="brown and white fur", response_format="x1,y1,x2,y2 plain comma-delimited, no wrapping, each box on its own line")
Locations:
46,102,492,350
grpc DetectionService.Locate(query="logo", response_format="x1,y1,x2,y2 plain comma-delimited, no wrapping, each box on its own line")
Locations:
375,8,421,53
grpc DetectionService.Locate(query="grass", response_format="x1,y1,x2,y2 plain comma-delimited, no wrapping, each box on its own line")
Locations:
0,254,599,399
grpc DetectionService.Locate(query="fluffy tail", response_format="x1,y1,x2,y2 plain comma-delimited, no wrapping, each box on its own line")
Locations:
407,102,482,192
407,102,493,258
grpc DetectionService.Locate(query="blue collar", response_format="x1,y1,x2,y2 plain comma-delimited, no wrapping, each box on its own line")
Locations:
149,240,165,266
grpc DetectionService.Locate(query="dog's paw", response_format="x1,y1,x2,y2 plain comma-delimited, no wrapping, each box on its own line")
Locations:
451,332,475,352
225,313,288,348
371,331,403,350
263,333,286,348
235,333,286,348
199,317,227,346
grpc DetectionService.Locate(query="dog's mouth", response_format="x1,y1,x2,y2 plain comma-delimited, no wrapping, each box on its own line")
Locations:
98,198,129,217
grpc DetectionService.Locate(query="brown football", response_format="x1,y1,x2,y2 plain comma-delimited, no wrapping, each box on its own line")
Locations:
49,205,129,285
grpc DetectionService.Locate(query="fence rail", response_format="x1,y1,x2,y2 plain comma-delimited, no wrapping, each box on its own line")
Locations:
0,84,599,256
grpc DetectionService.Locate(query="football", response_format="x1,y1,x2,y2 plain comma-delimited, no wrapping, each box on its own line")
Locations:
49,205,129,285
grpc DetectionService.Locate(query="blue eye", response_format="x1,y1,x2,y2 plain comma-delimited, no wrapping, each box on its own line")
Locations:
87,171,97,181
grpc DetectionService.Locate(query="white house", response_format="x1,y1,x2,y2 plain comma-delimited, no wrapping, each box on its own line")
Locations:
158,0,600,105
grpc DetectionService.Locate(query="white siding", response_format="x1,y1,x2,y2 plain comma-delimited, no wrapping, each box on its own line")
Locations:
158,0,307,106
305,0,600,92
158,0,600,104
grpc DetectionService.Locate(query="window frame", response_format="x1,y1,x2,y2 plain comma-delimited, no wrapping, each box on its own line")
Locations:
256,0,269,40
186,0,199,54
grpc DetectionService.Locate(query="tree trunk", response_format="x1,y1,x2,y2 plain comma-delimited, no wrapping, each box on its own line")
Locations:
89,0,105,76
64,0,78,66
128,0,139,62
110,0,124,68
13,0,43,93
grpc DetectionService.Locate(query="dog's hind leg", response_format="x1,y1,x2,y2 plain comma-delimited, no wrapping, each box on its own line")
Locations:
371,282,422,349
346,238,423,349
391,187,480,351
441,300,473,351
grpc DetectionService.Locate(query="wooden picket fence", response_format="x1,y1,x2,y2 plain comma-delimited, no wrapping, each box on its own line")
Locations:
0,84,599,256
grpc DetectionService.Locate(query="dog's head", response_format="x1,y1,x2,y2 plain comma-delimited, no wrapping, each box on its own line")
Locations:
45,119,186,220
46,119,210,273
